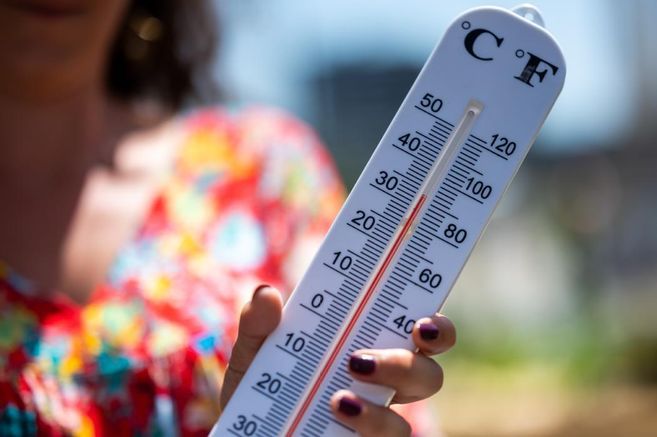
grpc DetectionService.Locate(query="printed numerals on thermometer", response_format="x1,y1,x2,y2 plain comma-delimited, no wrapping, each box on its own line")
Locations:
214,5,566,436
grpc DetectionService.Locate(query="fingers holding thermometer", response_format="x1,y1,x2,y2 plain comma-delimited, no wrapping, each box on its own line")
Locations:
413,313,457,355
330,312,455,433
345,348,445,404
220,285,283,411
330,390,413,437
220,285,456,434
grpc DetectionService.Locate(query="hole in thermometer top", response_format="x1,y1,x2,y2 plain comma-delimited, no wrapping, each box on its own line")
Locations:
213,5,565,437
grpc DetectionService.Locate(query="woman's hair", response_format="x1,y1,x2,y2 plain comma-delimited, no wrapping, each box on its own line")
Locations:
107,0,218,110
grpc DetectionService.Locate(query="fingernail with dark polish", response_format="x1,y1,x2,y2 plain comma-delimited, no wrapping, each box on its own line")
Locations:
419,322,440,340
338,397,362,416
349,354,376,375
253,284,270,297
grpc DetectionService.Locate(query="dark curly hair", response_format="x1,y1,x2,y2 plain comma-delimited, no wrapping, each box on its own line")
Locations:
107,0,218,110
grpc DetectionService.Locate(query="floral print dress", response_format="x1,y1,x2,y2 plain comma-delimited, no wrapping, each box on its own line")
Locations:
0,107,430,436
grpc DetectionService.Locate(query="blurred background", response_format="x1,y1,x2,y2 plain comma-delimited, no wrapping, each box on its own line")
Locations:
211,1,657,435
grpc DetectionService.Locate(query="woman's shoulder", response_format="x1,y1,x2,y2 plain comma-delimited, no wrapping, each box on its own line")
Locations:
172,105,338,179
161,104,345,222
180,105,319,140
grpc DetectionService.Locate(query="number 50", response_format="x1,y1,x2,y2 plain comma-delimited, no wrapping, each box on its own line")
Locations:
420,93,443,113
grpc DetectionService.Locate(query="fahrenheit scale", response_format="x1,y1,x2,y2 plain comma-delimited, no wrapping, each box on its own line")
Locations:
214,5,565,436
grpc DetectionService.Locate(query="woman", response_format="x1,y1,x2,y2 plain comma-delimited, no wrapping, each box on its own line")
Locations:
0,0,456,435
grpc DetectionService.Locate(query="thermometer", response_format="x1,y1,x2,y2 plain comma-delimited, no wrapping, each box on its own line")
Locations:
213,5,565,436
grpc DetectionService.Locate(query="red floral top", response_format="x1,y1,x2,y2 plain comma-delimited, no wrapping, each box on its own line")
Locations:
0,107,430,436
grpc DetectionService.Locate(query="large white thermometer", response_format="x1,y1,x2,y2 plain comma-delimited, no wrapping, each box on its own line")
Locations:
213,5,566,436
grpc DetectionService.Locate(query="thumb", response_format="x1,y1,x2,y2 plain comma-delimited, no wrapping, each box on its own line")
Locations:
220,285,283,410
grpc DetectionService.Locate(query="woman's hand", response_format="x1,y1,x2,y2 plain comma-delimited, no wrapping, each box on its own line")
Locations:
219,285,284,409
220,285,456,437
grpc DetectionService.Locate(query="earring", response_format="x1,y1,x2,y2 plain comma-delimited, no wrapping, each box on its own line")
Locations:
125,10,163,61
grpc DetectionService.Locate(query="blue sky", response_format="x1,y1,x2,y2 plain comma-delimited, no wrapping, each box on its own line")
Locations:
215,0,646,153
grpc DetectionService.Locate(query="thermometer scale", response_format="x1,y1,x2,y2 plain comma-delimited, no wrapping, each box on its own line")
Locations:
214,5,566,436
